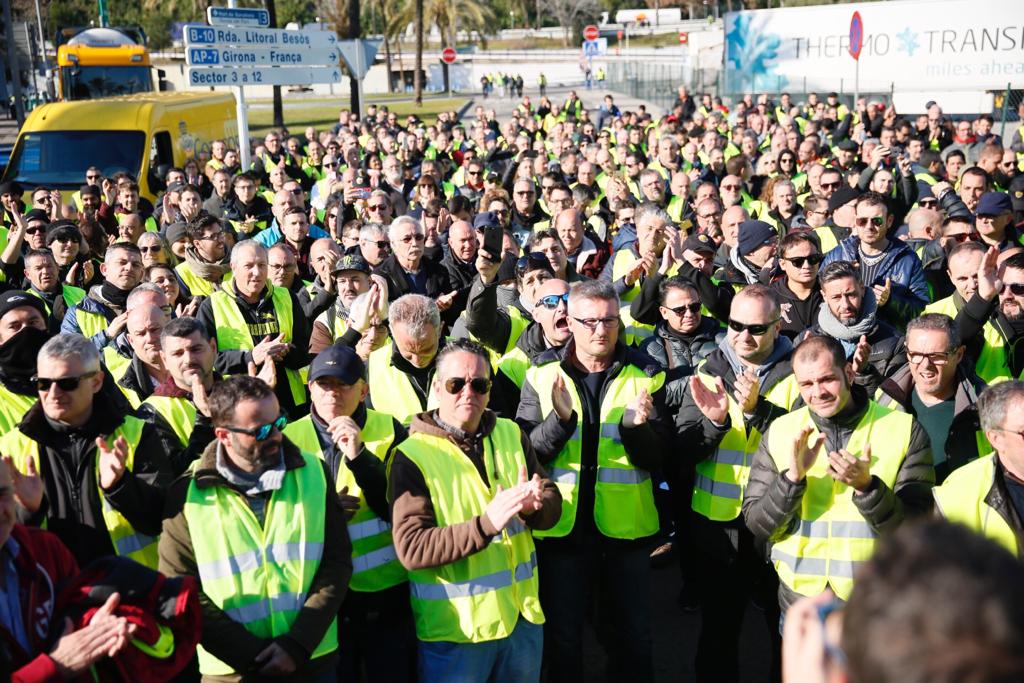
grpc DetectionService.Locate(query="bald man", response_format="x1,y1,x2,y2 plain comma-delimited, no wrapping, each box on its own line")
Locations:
253,188,330,249
111,303,170,407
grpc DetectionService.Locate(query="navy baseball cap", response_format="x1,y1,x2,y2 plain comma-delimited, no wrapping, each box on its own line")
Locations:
473,211,502,230
308,345,366,384
976,191,1013,216
683,233,716,255
737,220,777,257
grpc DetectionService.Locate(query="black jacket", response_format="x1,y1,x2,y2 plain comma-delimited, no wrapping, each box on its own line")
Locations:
629,261,734,326
490,321,562,419
18,391,171,566
956,293,1024,379
808,317,906,395
440,250,477,317
196,284,312,417
771,278,822,341
876,363,987,483
639,317,721,409
114,353,158,405
742,386,935,611
516,342,670,546
373,254,455,323
296,276,336,321
464,274,534,355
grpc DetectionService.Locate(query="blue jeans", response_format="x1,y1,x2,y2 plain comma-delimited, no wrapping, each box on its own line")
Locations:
418,617,543,683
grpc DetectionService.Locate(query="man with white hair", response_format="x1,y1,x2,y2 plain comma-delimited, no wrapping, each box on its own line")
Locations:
373,216,455,313
0,333,171,567
197,240,312,418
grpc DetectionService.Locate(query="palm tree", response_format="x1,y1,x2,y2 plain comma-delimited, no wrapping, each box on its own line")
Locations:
394,0,495,49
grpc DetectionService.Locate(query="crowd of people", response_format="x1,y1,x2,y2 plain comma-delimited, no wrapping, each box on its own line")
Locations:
1,82,1024,683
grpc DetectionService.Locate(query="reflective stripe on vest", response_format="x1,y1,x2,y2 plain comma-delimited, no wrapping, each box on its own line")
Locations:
934,454,1020,556
184,450,337,675
282,410,405,592
209,285,307,406
1,416,157,568
766,402,911,600
692,369,801,522
526,360,663,539
367,343,439,425
399,420,544,643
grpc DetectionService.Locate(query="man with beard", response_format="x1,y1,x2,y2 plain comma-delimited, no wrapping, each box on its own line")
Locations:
715,219,778,289
743,335,933,616
0,291,49,432
811,260,905,395
0,209,54,284
199,240,311,420
22,249,86,333
876,314,989,483
310,253,382,354
61,243,144,352
959,248,1024,384
223,172,273,238
158,376,349,681
822,192,929,328
973,191,1019,250
175,215,232,298
924,240,986,318
675,285,801,683
773,233,824,340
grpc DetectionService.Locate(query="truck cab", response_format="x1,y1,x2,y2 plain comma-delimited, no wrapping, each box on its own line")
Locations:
56,26,155,101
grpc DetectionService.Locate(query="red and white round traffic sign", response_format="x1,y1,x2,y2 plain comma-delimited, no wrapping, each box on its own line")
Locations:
678,31,689,45
441,46,457,64
583,24,599,42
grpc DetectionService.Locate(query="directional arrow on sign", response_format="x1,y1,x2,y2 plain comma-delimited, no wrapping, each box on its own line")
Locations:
186,66,343,87
337,38,382,79
187,46,340,67
184,24,337,49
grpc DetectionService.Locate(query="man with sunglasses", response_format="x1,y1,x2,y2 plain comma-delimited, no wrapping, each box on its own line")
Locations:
174,215,232,299
956,249,1024,384
389,339,560,682
2,333,171,567
282,344,415,682
518,280,669,681
0,209,52,286
933,379,1024,555
223,172,273,237
743,334,934,619
676,285,800,682
159,375,350,682
772,233,824,339
822,192,929,328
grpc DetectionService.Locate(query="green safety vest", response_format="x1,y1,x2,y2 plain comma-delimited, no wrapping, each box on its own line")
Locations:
184,449,337,675
611,249,679,345
975,322,1020,385
0,383,36,434
923,294,958,317
114,212,158,233
102,347,142,409
933,454,1020,556
367,342,439,425
27,284,86,318
399,420,544,643
667,195,686,224
766,401,912,600
75,304,110,340
692,369,801,522
208,285,307,407
525,360,664,539
283,410,405,592
813,225,841,255
3,415,157,568
175,262,232,298
143,395,197,448
497,345,531,389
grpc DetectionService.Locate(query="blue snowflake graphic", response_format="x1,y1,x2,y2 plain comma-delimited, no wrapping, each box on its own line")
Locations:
896,28,920,56
725,14,787,93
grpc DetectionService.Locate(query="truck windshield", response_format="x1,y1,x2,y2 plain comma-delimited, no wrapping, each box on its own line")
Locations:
60,65,152,99
5,130,145,188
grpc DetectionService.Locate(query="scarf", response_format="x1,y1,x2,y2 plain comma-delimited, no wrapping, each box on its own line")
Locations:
729,247,763,285
184,246,231,283
718,333,794,383
816,287,878,357
99,281,132,312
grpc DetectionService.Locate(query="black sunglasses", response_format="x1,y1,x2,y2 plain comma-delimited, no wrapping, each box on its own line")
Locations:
949,232,980,244
139,245,163,253
1002,283,1024,296
782,254,823,268
537,293,569,309
665,302,702,316
727,319,779,336
224,414,288,441
25,227,45,235
35,371,97,392
444,377,492,395
855,216,886,228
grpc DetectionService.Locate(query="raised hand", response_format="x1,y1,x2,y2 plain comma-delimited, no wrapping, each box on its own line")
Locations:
104,312,129,340
191,376,211,417
689,375,730,425
49,593,137,677
828,444,872,492
787,426,825,484
622,389,652,427
3,455,43,513
247,357,277,389
977,245,1001,301
732,371,761,414
551,374,574,422
484,484,529,532
871,277,891,308
327,415,362,461
850,335,872,375
476,248,501,284
97,436,129,490
252,334,288,365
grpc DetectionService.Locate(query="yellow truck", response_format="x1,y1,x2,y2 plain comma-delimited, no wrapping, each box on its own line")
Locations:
2,92,238,202
56,26,158,101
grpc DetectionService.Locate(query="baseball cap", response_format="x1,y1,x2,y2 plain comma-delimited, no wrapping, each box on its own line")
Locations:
837,139,858,153
682,233,716,255
976,191,1013,216
827,186,862,214
332,251,370,275
164,222,190,245
308,344,366,384
0,290,47,321
473,211,502,231
1009,175,1024,213
737,220,777,257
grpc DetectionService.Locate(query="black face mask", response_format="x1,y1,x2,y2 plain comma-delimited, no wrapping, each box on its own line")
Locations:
0,325,50,391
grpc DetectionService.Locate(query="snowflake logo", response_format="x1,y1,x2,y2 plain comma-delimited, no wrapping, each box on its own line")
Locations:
896,28,920,56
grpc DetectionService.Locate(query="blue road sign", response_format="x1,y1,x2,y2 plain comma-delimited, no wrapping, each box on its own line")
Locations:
207,6,270,28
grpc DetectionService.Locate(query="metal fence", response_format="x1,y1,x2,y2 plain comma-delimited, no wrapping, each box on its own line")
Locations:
996,85,1023,145
605,61,723,112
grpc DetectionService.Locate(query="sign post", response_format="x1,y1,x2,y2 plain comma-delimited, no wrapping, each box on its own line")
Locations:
186,8,345,167
848,11,863,108
441,46,457,98
337,38,382,119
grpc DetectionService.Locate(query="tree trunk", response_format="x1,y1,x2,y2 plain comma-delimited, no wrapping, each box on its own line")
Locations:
265,0,284,128
381,0,394,93
348,0,361,115
535,0,541,30
414,0,424,105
